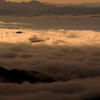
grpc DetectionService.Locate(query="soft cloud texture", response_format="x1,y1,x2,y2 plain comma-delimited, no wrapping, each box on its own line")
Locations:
0,33,100,99
0,15,100,100
0,29,100,46
0,15,100,30
0,43,100,81
0,77,100,100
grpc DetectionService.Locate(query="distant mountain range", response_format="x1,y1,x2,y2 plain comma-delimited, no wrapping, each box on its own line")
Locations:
43,2,67,7
66,2,100,7
0,0,56,15
0,0,100,16
44,2,100,7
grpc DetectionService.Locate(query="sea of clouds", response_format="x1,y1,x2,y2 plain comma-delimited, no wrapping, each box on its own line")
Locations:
0,15,100,100
0,15,100,30
0,28,100,99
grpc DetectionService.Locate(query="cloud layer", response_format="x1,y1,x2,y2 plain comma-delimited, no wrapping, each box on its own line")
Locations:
0,42,100,81
0,29,100,99
0,15,100,30
0,77,100,100
0,29,100,46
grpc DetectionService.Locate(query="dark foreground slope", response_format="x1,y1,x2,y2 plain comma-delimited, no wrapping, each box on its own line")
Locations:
0,66,55,84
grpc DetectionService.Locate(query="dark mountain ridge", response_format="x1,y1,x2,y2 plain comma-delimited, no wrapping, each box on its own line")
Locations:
67,2,100,7
44,2,100,7
0,66,55,84
0,0,100,16
0,0,57,15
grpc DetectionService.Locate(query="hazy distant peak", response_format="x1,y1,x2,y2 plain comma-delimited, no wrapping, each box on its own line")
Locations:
27,0,38,3
27,0,43,4
43,2,67,7
44,2,100,7
67,2,100,7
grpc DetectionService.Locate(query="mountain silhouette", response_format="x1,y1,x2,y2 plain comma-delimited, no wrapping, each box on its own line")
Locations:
43,2,100,7
85,96,100,100
67,2,100,7
0,0,100,16
0,66,55,84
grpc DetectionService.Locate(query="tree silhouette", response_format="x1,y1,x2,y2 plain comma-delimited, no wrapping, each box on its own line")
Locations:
85,96,100,100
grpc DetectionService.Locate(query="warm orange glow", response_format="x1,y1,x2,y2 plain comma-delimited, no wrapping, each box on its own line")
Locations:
0,28,100,47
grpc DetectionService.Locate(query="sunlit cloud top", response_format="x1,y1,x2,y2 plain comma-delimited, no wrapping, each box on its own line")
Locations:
0,29,100,47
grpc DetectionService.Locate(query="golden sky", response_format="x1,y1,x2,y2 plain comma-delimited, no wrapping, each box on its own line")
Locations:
6,0,100,4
